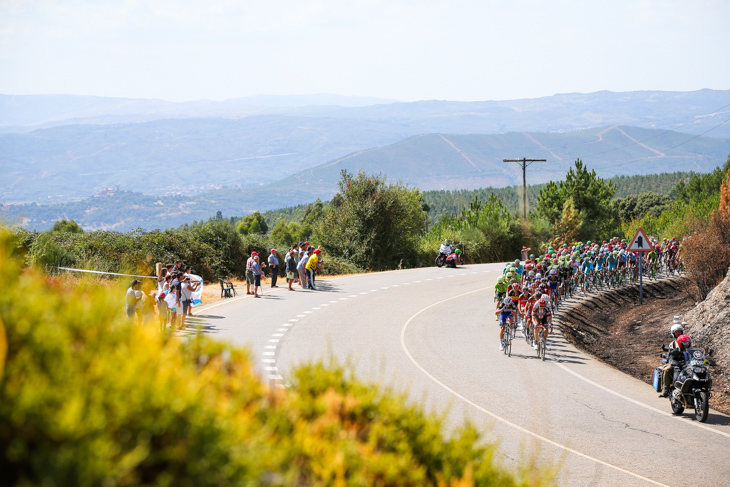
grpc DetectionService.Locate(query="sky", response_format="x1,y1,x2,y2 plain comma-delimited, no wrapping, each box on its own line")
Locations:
0,0,728,102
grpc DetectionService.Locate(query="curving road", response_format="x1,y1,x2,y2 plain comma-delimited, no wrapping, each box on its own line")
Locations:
189,264,730,486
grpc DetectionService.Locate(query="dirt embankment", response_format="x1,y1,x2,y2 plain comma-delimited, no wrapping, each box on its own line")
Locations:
556,277,730,415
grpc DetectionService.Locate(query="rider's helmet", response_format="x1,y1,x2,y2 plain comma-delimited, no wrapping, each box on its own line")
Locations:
506,272,514,279
538,298,547,307
503,297,512,306
443,239,452,246
535,273,542,279
676,335,691,349
455,248,462,254
528,271,536,277
529,254,535,259
514,259,520,265
670,324,684,337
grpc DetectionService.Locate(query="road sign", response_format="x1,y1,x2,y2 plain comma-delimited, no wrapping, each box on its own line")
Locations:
627,227,653,253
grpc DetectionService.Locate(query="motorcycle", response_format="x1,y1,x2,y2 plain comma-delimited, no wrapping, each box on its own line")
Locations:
659,347,715,422
435,242,454,268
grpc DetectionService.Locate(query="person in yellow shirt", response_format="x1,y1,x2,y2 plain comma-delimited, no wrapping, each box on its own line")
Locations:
305,248,324,290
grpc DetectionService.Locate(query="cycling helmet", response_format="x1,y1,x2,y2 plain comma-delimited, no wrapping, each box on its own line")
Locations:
676,335,691,349
455,249,462,254
443,239,452,246
529,254,535,259
538,298,547,307
503,297,512,306
514,259,520,264
670,324,684,336
535,273,542,279
528,271,536,277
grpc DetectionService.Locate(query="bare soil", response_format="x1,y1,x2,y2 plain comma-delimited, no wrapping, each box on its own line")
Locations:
557,278,730,415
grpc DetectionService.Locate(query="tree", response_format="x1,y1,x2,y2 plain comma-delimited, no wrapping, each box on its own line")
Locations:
552,197,583,247
313,171,427,270
236,212,268,236
51,219,84,234
613,192,672,222
270,220,295,247
537,159,616,240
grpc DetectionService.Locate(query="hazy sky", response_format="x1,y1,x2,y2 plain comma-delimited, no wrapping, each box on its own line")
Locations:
0,0,728,102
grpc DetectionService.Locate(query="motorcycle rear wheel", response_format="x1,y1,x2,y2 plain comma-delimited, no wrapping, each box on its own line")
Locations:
435,255,443,268
694,391,709,423
670,393,684,415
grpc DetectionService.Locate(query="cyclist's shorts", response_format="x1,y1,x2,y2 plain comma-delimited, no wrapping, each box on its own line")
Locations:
549,282,558,290
499,312,512,325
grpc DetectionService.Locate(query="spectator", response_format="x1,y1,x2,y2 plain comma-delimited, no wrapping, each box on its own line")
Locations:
164,285,180,329
183,265,196,316
291,242,300,284
174,260,183,272
126,279,142,320
268,249,279,288
252,255,264,298
141,282,156,324
285,247,298,291
157,267,168,294
179,274,200,329
305,248,324,290
245,252,258,295
297,243,310,289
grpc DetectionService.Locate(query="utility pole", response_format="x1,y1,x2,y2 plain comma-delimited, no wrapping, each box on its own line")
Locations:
503,158,546,219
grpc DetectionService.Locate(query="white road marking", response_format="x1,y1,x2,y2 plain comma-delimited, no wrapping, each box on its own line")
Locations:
349,295,358,298
312,307,321,310
360,292,368,294
289,318,299,322
402,283,411,285
400,288,670,487
296,314,306,317
263,352,275,356
371,289,379,292
282,324,293,327
277,328,288,332
414,281,422,283
554,362,730,440
330,300,339,303
381,287,390,290
320,303,330,306
268,375,283,380
268,339,279,343
303,311,312,314
426,278,433,281
262,359,276,364
272,333,284,337
264,366,278,371
392,284,401,287
264,345,277,349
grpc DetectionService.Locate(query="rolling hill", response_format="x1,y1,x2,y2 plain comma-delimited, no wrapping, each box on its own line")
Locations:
3,125,729,231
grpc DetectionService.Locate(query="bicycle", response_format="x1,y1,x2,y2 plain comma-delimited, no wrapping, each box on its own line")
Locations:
536,329,547,361
502,321,513,357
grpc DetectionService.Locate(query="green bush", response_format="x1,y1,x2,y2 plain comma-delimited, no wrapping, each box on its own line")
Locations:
0,229,552,486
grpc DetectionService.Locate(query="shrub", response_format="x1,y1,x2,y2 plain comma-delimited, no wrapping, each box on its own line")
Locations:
0,229,551,486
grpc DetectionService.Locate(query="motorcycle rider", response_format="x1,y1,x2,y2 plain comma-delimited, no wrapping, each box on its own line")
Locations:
659,321,686,396
445,248,462,268
664,334,692,394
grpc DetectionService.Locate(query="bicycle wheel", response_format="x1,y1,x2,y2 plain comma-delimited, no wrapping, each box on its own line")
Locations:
506,332,512,357
539,338,546,361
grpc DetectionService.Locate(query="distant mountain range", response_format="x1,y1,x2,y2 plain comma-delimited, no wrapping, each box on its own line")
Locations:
4,125,730,231
2,89,730,205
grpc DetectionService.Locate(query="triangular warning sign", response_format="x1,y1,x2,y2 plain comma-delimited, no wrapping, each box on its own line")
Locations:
627,227,653,252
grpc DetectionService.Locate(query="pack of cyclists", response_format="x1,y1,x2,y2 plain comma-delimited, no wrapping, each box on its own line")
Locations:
493,235,684,355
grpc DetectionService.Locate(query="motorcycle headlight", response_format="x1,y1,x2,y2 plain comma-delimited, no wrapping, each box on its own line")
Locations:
693,367,704,373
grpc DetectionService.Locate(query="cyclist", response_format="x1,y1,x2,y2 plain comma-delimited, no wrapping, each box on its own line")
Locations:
494,276,508,303
531,298,552,350
496,297,516,350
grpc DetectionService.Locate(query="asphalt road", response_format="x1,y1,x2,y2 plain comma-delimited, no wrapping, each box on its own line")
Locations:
190,264,730,486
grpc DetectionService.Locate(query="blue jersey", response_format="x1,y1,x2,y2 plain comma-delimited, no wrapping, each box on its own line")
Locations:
581,261,594,274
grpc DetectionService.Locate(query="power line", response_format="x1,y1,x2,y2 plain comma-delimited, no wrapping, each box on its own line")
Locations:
502,158,546,219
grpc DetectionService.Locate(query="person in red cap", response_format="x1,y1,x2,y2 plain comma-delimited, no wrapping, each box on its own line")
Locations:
305,248,324,290
268,249,279,288
521,246,531,262
245,251,258,295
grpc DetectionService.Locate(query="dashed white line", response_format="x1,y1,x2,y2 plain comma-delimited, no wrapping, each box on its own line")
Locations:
312,307,321,310
370,289,379,292
303,311,313,314
272,333,284,337
268,375,283,380
277,328,288,332
320,303,330,306
360,292,368,294
262,359,276,364
268,339,279,343
264,366,278,371
289,318,299,322
329,300,339,303
349,295,358,298
264,345,277,349
296,314,306,318
263,352,275,356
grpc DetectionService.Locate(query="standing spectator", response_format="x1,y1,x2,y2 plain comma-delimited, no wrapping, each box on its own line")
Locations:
164,285,180,329
179,275,200,329
252,255,264,298
268,249,279,288
126,279,142,320
183,265,196,316
297,243,310,289
291,242,300,284
141,282,156,324
157,267,168,294
245,252,258,295
305,248,324,290
285,248,298,291
174,260,183,272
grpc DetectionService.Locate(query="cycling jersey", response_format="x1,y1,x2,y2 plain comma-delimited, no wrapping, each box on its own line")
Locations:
532,306,552,326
